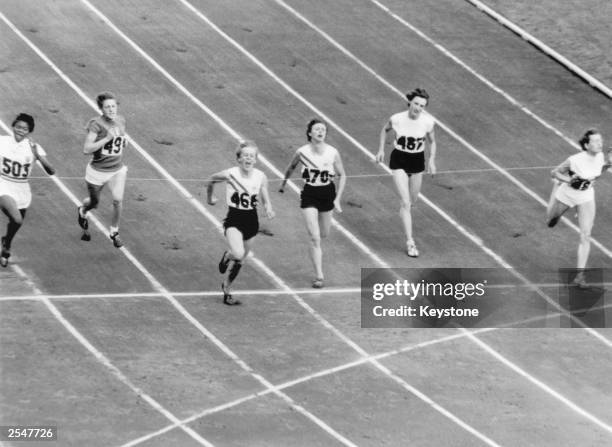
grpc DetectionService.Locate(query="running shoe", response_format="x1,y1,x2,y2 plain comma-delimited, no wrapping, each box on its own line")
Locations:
406,240,419,257
110,232,123,248
77,206,89,230
222,282,241,305
312,278,324,289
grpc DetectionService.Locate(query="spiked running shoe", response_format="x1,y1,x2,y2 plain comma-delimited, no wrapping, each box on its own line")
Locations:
222,282,241,306
406,240,419,258
110,232,123,248
218,251,230,274
77,206,89,230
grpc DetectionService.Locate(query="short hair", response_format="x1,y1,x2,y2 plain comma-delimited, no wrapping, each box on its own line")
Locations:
96,91,117,109
235,140,258,159
578,129,600,151
12,113,35,132
406,88,430,105
306,118,327,142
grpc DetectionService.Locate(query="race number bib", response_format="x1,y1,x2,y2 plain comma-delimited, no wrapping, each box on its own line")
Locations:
302,167,331,185
1,157,31,180
102,136,127,155
395,135,425,152
230,191,258,209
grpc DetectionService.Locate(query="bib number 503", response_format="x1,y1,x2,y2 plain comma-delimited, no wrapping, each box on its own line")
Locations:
2,158,31,179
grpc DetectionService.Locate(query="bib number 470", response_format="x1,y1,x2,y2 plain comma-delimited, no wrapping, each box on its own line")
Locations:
302,168,330,183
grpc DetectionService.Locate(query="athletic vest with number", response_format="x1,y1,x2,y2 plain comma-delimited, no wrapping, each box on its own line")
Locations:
0,136,46,183
225,166,264,210
390,111,434,153
87,115,127,172
297,143,337,187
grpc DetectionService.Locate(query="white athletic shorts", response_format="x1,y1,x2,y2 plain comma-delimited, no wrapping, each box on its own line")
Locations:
0,177,32,209
555,182,594,208
85,164,127,186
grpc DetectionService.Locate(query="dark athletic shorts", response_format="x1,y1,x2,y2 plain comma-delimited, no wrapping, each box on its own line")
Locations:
389,149,425,175
300,183,336,212
223,207,259,241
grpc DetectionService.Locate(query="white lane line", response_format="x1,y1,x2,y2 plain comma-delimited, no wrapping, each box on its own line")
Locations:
463,0,612,98
273,0,612,260
0,287,364,301
463,329,612,435
121,327,497,447
4,287,612,328
2,211,214,447
78,0,612,441
1,281,611,302
0,25,358,447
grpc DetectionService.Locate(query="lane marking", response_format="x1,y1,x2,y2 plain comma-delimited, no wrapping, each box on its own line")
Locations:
120,327,497,446
463,0,612,98
0,287,363,301
2,281,611,302
463,328,612,435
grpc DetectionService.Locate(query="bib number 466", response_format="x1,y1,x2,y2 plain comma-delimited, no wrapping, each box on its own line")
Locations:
231,192,258,209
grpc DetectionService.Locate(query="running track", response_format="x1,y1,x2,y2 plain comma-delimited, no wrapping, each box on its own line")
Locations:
1,0,611,445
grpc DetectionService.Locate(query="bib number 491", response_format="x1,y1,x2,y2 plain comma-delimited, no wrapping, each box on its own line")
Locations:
103,136,126,155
